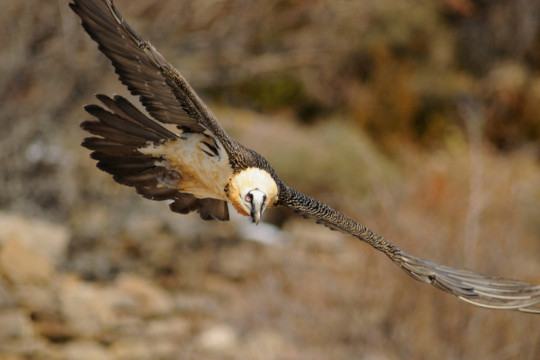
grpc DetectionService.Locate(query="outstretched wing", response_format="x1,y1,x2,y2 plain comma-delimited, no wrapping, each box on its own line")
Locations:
280,186,540,313
69,0,233,148
82,94,230,221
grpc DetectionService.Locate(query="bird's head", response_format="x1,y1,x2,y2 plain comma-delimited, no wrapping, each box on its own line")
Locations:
239,188,267,224
228,168,279,224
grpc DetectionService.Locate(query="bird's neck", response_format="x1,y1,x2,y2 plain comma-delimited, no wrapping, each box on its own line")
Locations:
281,186,400,260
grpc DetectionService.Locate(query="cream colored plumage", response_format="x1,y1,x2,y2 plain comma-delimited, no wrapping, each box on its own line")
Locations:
138,133,233,201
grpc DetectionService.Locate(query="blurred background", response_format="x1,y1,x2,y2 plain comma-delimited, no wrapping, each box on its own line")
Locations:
1,0,540,359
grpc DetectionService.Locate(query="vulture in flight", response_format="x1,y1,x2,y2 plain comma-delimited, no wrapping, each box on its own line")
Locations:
70,0,540,313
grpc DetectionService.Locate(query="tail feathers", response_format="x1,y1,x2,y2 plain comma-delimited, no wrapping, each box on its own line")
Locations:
169,195,230,221
81,94,230,221
169,194,200,215
136,186,179,201
199,198,229,221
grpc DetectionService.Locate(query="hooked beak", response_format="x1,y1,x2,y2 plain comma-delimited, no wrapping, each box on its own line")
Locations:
250,199,263,225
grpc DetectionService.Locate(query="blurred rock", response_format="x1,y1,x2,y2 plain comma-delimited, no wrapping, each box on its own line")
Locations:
174,293,219,314
14,286,57,316
361,352,395,360
100,286,139,314
110,339,152,360
66,250,119,282
59,276,117,337
0,355,25,360
0,239,54,286
0,309,34,340
145,317,190,340
244,329,288,360
0,278,14,307
124,214,166,242
116,274,174,317
63,341,112,360
284,220,347,253
114,316,145,338
0,338,58,360
35,318,74,343
212,245,257,281
197,324,238,353
0,212,70,266
148,340,178,359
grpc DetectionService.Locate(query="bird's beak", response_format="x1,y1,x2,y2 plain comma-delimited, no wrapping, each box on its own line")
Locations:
250,199,263,225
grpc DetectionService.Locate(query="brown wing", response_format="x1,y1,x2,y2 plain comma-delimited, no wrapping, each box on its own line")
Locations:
70,0,232,145
82,94,229,221
280,186,540,313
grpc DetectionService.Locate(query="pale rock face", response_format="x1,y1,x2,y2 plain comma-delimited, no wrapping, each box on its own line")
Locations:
58,275,118,338
63,341,112,360
110,339,153,360
0,239,55,286
145,317,190,340
0,309,35,340
115,274,175,317
0,212,70,266
244,329,290,360
13,286,57,316
197,324,239,353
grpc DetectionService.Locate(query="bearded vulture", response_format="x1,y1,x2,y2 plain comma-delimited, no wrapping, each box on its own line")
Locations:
70,0,540,313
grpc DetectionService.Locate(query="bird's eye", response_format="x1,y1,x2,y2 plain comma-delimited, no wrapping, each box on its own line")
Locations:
245,195,251,202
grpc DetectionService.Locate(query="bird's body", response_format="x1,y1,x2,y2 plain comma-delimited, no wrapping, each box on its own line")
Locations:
71,0,540,313
138,133,233,201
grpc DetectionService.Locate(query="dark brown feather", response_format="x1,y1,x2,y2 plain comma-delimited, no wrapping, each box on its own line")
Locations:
81,137,138,155
81,93,231,221
84,105,164,142
70,0,214,134
81,121,148,146
90,151,154,165
169,193,200,215
95,94,178,139
97,162,155,177
136,186,179,201
112,168,165,188
198,199,230,221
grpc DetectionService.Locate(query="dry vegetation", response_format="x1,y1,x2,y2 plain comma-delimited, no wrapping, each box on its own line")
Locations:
1,0,540,359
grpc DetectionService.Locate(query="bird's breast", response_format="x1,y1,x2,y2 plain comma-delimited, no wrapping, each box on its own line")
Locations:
139,133,233,201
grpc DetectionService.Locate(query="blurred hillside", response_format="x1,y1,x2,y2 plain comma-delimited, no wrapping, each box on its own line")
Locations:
1,0,540,359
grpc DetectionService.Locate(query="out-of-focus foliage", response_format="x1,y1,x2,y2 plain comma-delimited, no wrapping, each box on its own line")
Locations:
1,1,540,359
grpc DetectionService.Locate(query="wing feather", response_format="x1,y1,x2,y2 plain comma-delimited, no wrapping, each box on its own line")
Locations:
81,94,230,222
280,186,540,313
70,0,230,140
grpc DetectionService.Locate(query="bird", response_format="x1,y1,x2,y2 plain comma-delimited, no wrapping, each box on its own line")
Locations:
70,0,540,313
